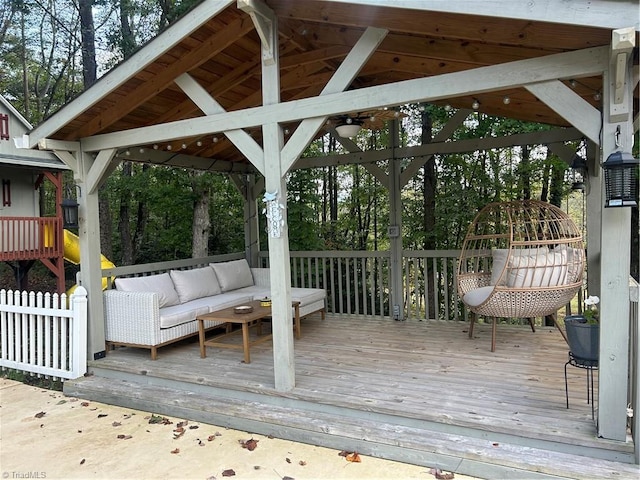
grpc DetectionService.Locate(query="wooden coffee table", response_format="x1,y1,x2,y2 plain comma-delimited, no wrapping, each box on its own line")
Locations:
197,300,301,363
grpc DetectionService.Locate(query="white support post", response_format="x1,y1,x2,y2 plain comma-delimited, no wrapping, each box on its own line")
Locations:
76,150,108,360
250,2,295,391
597,50,633,441
389,119,403,320
71,286,88,377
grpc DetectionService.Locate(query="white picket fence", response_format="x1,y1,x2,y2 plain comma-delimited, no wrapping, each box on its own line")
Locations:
0,287,88,380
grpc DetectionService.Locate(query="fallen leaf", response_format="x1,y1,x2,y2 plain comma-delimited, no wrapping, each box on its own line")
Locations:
492,442,499,447
208,435,216,442
282,477,295,480
34,411,46,418
345,452,361,463
173,427,185,440
197,439,204,446
222,469,235,477
98,413,108,418
299,460,307,466
176,420,188,428
80,459,85,465
81,402,89,407
429,468,455,480
149,414,172,425
117,434,132,440
112,422,122,427
286,457,291,463
56,400,67,405
171,448,180,454
189,425,199,430
240,439,258,451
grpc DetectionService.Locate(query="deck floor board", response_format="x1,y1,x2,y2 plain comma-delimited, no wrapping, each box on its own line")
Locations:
92,314,632,459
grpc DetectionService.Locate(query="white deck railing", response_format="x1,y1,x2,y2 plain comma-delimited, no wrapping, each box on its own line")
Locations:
260,250,462,320
0,287,88,380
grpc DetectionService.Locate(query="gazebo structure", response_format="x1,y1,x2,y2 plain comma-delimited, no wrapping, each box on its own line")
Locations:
16,0,639,474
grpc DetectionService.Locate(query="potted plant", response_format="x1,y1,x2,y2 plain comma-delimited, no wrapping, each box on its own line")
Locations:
565,295,599,362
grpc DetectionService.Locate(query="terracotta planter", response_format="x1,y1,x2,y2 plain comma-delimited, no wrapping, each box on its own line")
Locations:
565,315,599,361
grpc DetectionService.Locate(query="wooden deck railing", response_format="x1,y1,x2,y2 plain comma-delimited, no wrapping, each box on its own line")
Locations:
0,217,63,261
258,250,463,320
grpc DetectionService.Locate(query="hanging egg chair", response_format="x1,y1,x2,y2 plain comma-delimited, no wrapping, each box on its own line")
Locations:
457,200,585,351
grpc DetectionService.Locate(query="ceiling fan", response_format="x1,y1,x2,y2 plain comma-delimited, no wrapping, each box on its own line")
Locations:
331,109,407,137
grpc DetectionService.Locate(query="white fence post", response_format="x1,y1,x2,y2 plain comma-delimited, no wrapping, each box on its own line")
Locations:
71,286,88,378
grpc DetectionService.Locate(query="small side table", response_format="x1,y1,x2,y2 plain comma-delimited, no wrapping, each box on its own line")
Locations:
564,351,598,420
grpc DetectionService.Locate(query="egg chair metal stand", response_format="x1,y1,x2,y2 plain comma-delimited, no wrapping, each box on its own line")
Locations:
457,200,585,351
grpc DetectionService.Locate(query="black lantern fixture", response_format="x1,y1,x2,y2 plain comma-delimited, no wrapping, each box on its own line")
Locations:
602,151,639,208
61,197,79,229
570,153,588,192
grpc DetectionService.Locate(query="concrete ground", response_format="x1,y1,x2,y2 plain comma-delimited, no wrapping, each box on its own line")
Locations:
0,378,481,480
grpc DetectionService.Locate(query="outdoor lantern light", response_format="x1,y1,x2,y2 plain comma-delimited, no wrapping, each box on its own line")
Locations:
335,117,362,138
61,197,79,229
570,153,588,191
602,151,639,208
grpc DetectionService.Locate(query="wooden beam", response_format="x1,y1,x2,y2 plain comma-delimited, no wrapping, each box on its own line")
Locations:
27,0,236,148
399,108,471,187
85,149,117,195
39,138,80,152
238,0,276,65
321,0,640,30
295,127,584,170
281,27,388,172
525,80,601,145
81,46,609,152
175,73,265,174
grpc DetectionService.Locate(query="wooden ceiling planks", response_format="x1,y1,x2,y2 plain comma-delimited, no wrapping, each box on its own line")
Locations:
41,0,636,167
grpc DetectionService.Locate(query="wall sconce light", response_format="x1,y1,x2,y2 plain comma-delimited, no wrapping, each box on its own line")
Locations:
570,153,588,191
471,99,480,110
602,151,639,207
335,117,362,138
61,197,79,229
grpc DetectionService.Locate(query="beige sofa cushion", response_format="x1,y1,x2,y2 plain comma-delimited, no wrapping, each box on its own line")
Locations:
210,259,254,292
114,273,180,308
170,266,221,303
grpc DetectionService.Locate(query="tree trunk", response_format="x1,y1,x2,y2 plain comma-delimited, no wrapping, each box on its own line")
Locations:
118,162,134,265
78,0,96,87
191,171,210,258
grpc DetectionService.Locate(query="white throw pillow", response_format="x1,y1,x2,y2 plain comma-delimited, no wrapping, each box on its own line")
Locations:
170,266,221,303
490,247,548,285
115,272,180,308
506,250,568,288
558,244,584,283
210,259,254,292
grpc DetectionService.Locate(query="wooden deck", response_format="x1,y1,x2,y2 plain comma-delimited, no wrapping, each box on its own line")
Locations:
65,314,638,479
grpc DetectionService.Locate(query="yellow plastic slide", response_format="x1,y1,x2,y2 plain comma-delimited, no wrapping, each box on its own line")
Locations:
64,229,116,294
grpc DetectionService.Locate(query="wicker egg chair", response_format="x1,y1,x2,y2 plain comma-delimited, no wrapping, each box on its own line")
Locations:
457,200,585,351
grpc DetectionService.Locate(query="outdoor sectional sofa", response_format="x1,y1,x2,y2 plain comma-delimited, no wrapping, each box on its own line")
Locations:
103,259,326,359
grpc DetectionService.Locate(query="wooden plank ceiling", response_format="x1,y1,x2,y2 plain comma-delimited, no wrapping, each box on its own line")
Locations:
47,0,637,169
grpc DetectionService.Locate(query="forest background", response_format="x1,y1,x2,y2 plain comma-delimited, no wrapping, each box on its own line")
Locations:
1,0,637,287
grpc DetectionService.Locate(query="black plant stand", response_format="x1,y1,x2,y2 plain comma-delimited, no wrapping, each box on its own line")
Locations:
564,352,598,420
